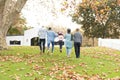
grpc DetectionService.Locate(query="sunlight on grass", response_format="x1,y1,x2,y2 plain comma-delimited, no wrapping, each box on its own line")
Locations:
0,46,120,80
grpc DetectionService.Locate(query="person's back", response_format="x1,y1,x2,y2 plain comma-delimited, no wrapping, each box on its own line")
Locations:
47,27,57,54
47,30,56,42
58,32,64,40
73,28,82,58
38,27,47,39
65,34,71,41
74,32,82,43
65,33,73,48
64,28,73,57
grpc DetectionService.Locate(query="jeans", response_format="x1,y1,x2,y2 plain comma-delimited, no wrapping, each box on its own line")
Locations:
39,39,46,53
66,47,72,57
74,42,81,58
47,41,54,53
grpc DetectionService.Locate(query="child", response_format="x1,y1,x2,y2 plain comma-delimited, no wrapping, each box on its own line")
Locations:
58,32,64,53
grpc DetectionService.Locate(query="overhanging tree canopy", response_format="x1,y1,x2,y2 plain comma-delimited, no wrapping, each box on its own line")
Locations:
0,0,27,50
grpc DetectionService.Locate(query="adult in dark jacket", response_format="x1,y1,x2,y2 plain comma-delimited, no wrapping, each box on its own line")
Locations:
73,28,82,58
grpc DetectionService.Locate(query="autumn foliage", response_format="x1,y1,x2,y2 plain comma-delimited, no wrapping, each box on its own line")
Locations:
72,0,120,38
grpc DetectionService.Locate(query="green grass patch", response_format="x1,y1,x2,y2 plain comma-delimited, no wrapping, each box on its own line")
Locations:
0,46,120,80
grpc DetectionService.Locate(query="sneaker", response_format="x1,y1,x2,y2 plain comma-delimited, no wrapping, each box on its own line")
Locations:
60,50,62,53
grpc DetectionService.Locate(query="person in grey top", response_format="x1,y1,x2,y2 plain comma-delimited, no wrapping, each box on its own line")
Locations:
38,26,47,54
73,28,82,58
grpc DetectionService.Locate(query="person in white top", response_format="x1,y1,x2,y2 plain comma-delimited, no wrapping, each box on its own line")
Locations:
58,32,64,53
38,26,47,54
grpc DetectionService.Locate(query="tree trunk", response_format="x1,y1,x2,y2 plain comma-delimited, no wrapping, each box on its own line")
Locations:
92,37,94,46
0,31,7,50
0,0,27,50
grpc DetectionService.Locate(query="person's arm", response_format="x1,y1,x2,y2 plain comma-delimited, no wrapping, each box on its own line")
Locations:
62,35,64,40
80,33,82,45
64,34,66,39
71,34,74,41
54,32,58,37
38,29,40,37
73,33,75,41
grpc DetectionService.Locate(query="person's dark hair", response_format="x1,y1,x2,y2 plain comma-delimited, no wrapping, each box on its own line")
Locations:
76,28,79,31
67,28,71,34
48,27,51,30
42,26,44,28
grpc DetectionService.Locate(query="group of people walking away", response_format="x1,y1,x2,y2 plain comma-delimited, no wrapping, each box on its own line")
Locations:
38,26,82,58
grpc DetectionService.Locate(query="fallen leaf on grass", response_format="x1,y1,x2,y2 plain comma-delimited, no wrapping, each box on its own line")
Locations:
36,71,42,75
25,72,34,77
92,55,100,59
110,77,120,80
16,68,25,71
114,68,119,72
12,74,21,80
33,64,41,71
79,62,87,68
98,62,105,66
26,60,34,65
101,72,107,77
56,70,85,80
88,75,102,80
32,64,45,71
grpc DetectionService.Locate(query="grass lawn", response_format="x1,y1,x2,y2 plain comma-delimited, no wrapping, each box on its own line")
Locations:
0,46,120,80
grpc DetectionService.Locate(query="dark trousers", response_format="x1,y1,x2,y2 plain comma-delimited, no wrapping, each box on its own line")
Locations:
59,40,63,52
59,40,63,49
39,39,46,53
74,42,81,58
